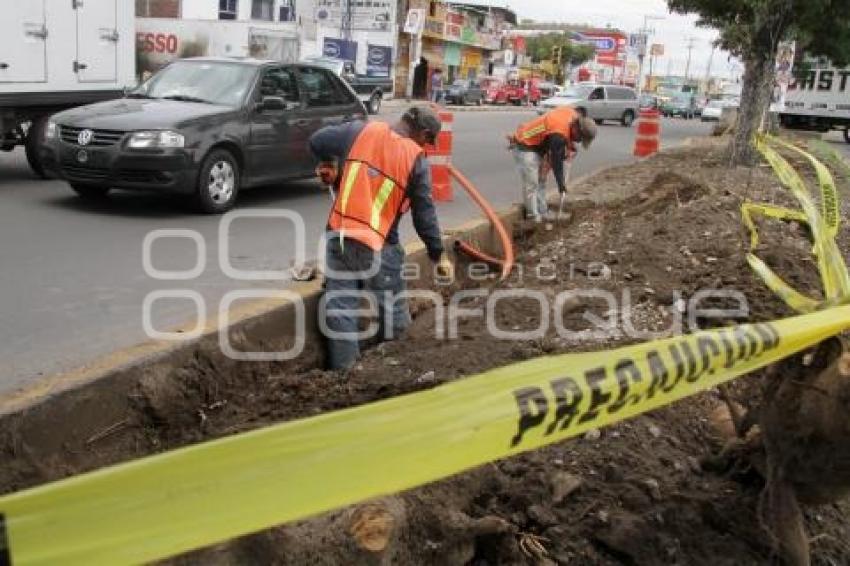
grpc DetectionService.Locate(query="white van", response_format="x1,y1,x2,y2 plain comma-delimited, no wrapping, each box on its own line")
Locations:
539,84,640,127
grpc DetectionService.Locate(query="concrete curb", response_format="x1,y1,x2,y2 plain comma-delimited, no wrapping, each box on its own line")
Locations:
0,206,522,465
383,99,537,113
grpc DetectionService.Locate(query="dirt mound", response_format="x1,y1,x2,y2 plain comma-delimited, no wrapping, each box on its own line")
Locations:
2,139,849,565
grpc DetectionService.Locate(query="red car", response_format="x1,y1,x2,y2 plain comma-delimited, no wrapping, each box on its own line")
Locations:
504,78,542,106
480,77,507,104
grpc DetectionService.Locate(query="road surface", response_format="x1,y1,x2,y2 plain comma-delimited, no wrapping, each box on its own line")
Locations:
0,110,712,394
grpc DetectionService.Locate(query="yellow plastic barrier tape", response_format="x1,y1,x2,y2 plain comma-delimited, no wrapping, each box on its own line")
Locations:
770,136,840,238
2,306,850,565
752,136,850,308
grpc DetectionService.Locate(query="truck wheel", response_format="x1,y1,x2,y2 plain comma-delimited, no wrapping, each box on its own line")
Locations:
196,148,240,214
71,183,110,199
368,93,382,115
845,128,850,144
25,115,49,179
621,110,635,127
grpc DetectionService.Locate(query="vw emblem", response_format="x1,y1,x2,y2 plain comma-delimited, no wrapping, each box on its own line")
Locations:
76,149,88,163
77,129,94,146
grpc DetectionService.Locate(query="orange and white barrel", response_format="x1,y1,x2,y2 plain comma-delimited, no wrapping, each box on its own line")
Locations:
425,109,454,202
633,109,661,158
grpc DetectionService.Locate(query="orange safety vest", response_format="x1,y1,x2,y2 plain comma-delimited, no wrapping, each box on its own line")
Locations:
328,122,423,250
514,106,578,148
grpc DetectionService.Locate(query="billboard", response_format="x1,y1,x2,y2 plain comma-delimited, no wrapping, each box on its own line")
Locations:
366,44,392,77
323,37,358,63
315,0,394,32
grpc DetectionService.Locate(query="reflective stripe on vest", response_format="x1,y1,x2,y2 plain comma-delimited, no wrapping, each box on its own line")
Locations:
515,107,577,148
328,122,423,250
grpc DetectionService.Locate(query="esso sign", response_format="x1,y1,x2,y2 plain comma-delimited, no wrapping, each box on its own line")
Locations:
323,42,341,58
137,32,179,54
368,48,386,64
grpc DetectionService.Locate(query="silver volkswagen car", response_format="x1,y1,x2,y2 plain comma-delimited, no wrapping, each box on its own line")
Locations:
539,84,640,127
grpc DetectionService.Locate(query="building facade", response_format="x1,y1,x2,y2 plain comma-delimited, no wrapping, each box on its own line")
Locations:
395,1,516,98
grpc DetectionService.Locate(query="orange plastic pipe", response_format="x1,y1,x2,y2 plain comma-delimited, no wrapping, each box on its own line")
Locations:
447,164,515,281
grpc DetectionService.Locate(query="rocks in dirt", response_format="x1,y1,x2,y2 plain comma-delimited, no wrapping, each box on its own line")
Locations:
584,429,602,441
642,478,663,501
415,370,437,385
550,472,583,504
528,504,559,527
648,423,662,438
594,511,657,564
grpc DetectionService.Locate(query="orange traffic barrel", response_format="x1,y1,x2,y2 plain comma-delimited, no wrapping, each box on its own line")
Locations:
633,109,661,157
425,109,454,202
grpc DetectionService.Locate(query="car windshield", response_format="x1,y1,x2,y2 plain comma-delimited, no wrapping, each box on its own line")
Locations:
560,86,593,99
302,57,344,75
132,61,256,107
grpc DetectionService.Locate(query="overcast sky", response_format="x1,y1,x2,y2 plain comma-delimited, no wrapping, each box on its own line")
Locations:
478,0,741,79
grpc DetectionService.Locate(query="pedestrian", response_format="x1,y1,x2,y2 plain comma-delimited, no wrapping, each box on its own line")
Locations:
309,106,454,371
508,107,597,222
430,68,444,103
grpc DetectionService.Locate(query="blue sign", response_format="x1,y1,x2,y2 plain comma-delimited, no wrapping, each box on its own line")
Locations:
574,33,617,53
366,44,392,78
322,38,358,63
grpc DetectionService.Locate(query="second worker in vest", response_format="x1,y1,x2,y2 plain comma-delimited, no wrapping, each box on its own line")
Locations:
510,107,597,222
309,106,453,371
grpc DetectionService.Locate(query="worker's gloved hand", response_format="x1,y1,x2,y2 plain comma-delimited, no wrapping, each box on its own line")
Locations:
436,254,454,280
315,161,338,186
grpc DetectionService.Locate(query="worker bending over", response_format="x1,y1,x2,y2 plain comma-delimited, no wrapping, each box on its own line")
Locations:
509,107,597,222
309,106,453,371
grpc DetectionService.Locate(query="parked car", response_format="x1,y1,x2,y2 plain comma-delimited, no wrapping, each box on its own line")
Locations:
538,84,639,126
480,77,507,104
639,94,660,111
41,58,368,213
301,56,391,114
701,99,738,121
661,95,698,119
443,79,485,106
504,78,542,106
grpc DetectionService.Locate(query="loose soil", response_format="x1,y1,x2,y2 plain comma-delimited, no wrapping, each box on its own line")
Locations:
2,137,849,565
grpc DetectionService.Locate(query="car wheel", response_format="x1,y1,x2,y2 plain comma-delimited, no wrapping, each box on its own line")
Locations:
196,148,240,214
25,115,49,179
368,93,382,115
71,183,110,199
844,128,850,144
594,118,604,125
621,110,635,127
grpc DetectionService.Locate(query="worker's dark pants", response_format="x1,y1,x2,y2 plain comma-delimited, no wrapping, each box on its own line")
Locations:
321,235,410,370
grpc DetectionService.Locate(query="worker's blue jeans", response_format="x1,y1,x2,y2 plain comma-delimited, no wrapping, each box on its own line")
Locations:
322,235,410,370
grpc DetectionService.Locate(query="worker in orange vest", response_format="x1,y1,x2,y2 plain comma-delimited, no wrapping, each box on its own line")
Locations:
309,106,453,370
509,107,597,222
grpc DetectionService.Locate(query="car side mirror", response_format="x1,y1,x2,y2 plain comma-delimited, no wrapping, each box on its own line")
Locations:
258,96,287,112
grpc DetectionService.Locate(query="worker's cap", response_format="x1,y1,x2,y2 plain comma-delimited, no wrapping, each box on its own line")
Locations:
403,105,442,144
576,116,597,149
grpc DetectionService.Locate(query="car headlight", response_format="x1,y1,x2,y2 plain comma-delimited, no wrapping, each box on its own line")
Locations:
45,121,57,140
128,130,185,149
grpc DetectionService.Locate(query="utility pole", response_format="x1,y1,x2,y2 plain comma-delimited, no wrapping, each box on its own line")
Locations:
684,36,698,80
636,14,665,94
704,45,716,93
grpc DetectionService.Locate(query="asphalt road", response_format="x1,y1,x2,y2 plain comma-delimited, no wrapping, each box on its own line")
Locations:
0,110,713,394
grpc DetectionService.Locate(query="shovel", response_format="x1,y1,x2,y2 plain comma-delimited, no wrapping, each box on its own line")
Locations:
557,158,574,224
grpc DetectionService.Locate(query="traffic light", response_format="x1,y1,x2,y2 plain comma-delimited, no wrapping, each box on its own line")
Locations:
551,45,562,64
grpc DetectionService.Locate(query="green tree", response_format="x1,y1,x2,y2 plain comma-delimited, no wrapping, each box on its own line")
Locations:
524,33,596,81
668,0,850,165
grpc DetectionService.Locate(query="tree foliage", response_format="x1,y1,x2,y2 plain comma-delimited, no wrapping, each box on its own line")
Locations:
667,0,850,165
525,33,596,66
668,0,850,65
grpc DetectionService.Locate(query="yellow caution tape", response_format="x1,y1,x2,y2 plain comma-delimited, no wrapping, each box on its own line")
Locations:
2,306,850,565
749,136,850,310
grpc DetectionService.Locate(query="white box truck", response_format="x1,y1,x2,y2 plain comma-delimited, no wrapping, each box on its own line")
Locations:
780,64,850,142
0,0,135,177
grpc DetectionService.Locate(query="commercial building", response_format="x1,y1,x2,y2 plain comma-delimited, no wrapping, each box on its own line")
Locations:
395,1,516,98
